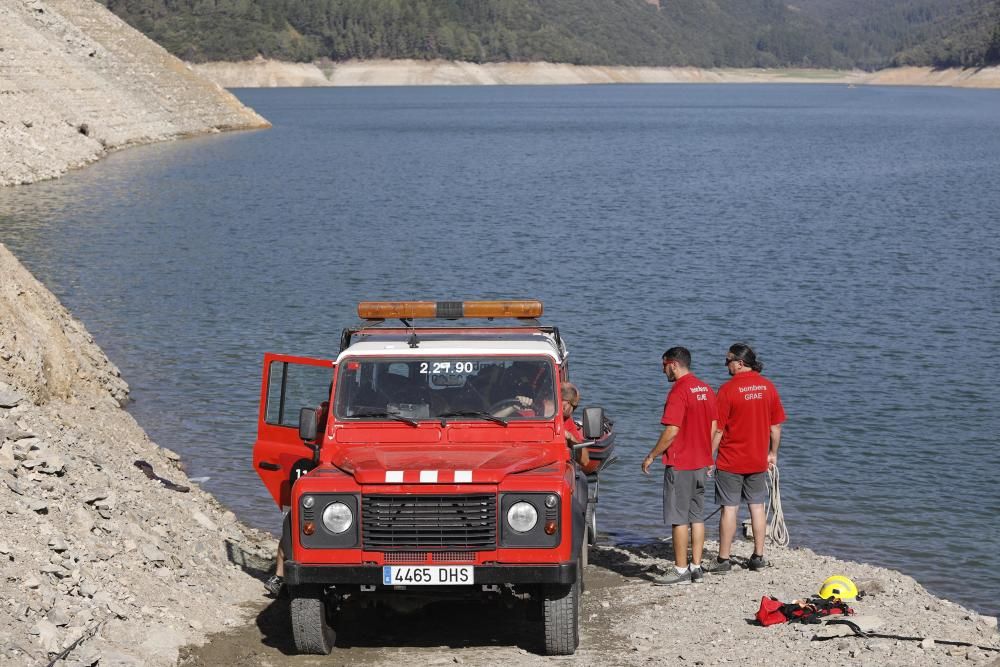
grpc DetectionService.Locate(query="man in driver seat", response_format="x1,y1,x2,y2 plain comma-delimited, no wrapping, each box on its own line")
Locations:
492,363,555,418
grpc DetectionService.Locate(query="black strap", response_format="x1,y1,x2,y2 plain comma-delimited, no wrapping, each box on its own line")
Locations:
814,620,1000,652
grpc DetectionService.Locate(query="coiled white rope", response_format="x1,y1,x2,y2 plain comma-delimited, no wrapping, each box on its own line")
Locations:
766,463,789,547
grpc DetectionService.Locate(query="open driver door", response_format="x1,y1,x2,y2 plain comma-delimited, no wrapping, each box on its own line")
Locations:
253,353,336,508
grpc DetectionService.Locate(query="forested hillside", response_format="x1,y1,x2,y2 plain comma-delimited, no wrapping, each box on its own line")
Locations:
791,0,1000,68
98,0,1000,69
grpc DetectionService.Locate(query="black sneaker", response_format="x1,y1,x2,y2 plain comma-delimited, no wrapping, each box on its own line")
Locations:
690,565,704,583
264,574,285,597
652,569,691,586
748,554,771,571
702,558,732,574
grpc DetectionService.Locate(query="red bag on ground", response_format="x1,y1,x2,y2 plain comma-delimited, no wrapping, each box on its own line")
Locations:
756,596,789,626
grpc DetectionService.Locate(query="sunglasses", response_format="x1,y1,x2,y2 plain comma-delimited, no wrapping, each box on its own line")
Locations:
724,358,740,367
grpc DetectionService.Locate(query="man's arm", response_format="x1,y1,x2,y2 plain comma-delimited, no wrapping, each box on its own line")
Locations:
711,426,722,460
642,424,679,475
767,423,782,466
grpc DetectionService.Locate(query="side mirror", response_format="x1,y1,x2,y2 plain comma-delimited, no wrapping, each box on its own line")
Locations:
298,407,318,443
581,406,604,440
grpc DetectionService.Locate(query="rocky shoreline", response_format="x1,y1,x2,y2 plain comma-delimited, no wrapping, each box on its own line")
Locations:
1,244,275,666
2,241,998,665
192,57,1000,89
0,0,269,188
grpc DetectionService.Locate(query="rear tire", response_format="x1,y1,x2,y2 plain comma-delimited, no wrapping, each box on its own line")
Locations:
289,586,336,654
541,575,580,655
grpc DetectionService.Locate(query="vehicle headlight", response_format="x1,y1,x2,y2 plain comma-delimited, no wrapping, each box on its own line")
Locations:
321,502,353,534
506,501,538,533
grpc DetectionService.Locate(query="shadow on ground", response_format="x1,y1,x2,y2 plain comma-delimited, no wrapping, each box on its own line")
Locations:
588,541,735,582
257,595,540,655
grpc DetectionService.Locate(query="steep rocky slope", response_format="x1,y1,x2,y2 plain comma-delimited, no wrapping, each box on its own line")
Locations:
0,0,269,187
0,243,274,666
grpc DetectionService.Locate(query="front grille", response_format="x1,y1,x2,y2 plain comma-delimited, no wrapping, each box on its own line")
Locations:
432,551,476,563
383,551,428,564
362,494,496,550
381,551,478,563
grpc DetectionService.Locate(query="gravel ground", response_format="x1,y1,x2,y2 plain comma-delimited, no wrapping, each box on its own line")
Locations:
180,540,1000,667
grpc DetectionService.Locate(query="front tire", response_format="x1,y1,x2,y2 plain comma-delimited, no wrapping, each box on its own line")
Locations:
289,586,336,654
541,575,580,655
586,501,597,545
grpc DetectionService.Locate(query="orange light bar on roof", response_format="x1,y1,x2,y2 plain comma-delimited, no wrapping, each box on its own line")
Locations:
358,300,543,320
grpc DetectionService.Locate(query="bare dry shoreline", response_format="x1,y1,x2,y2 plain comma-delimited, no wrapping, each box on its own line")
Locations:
193,57,1000,89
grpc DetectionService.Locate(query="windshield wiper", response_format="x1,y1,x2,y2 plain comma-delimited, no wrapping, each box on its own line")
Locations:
437,411,508,426
351,411,420,427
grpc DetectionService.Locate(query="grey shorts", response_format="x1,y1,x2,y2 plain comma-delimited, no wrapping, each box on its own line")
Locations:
662,467,707,526
714,469,768,506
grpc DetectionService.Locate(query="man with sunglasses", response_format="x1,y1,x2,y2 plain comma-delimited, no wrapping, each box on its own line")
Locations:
704,343,785,574
562,382,589,467
641,347,717,585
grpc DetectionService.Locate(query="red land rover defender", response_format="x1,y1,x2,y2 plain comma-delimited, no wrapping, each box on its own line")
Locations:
252,300,616,655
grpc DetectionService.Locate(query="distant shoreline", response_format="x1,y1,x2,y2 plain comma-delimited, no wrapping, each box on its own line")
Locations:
192,57,1000,89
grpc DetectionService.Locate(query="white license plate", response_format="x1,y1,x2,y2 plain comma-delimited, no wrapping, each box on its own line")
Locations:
382,565,473,586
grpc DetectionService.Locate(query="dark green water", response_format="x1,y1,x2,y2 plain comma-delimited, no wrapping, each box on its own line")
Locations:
1,84,998,617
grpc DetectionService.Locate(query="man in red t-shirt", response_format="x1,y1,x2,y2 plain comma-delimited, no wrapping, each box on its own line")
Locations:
642,347,717,585
705,343,785,575
561,382,589,468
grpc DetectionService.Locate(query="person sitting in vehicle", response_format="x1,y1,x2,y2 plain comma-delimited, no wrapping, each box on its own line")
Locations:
561,382,590,468
381,369,425,406
492,364,555,419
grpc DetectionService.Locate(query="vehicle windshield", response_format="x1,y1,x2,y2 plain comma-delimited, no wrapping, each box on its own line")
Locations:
334,357,556,422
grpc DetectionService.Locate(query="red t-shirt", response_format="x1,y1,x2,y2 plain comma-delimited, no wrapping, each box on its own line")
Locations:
715,371,786,474
660,373,717,470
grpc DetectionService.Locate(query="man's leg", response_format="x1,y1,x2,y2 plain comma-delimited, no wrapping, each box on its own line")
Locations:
653,468,696,584
691,522,705,566
749,503,766,556
718,505,738,560
672,524,690,569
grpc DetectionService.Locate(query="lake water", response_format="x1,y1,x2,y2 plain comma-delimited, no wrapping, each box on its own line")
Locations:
1,84,998,618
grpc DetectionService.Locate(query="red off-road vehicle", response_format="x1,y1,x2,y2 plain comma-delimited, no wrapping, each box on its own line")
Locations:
252,301,616,655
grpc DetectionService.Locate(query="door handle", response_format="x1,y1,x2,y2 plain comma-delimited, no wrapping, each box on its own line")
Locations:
258,461,281,471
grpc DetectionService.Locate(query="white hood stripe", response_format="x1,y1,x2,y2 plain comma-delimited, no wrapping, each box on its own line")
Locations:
383,470,475,483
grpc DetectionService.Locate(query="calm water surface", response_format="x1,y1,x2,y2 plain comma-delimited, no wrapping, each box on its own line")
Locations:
1,85,998,617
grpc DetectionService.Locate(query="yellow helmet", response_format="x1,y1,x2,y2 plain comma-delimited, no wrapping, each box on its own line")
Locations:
818,575,858,601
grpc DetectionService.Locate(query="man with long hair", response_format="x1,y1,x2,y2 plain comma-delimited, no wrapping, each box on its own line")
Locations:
704,343,785,573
